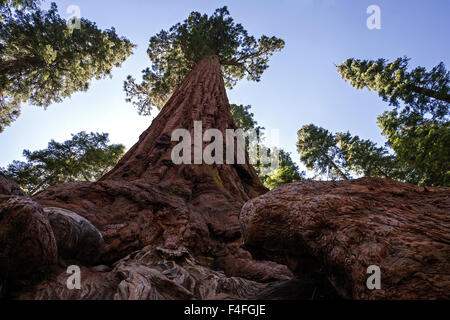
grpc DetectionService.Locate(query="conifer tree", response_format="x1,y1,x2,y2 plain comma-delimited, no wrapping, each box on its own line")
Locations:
124,7,284,115
337,57,449,186
0,2,134,132
3,132,125,195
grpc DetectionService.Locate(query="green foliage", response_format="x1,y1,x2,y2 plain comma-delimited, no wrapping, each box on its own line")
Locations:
335,131,400,179
297,120,448,186
263,150,305,189
0,0,39,20
0,0,37,9
337,57,449,186
296,124,348,180
0,99,19,130
337,57,449,115
230,104,258,132
377,111,449,186
3,131,125,195
124,6,284,114
297,123,407,181
0,2,135,132
297,124,410,180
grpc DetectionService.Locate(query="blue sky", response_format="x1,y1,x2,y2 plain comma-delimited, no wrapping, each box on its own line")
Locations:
1,0,449,173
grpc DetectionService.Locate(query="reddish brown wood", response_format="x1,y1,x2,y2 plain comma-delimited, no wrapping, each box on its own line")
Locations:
33,56,289,281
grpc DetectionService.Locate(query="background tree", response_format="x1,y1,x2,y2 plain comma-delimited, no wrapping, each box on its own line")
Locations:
337,57,449,110
230,104,259,132
231,103,304,188
377,110,449,186
296,124,349,180
262,149,305,189
0,2,135,132
124,6,284,115
335,131,401,179
2,131,125,195
337,57,449,186
296,122,447,185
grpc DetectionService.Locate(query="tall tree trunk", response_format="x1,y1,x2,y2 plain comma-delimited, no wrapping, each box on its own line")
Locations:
33,56,285,281
320,150,349,180
101,55,265,200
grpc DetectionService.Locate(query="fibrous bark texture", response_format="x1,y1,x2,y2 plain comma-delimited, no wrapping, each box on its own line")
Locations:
0,172,26,196
44,207,104,265
240,178,450,299
18,246,274,300
0,195,57,294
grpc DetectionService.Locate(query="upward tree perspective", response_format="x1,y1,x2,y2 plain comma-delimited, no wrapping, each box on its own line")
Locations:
296,124,349,180
337,57,450,110
0,2,135,132
25,7,287,279
262,149,305,189
230,104,261,132
124,6,284,115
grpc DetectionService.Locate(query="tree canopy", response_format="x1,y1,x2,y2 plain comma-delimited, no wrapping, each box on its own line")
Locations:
337,57,449,116
337,57,449,186
296,124,402,181
0,0,39,20
377,111,449,186
124,6,285,115
2,131,125,195
296,124,349,180
230,104,259,132
0,2,134,132
335,131,400,179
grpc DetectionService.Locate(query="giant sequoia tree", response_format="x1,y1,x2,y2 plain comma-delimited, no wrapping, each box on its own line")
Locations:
32,7,287,280
124,7,284,115
337,57,449,186
0,2,134,132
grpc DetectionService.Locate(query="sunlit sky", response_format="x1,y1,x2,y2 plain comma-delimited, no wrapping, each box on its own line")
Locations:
1,0,449,173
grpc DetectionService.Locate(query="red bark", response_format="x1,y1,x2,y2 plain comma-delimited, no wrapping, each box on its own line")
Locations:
102,55,264,201
33,56,290,281
241,178,450,299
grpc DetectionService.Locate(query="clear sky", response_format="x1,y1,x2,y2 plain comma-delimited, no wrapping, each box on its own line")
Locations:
1,0,449,173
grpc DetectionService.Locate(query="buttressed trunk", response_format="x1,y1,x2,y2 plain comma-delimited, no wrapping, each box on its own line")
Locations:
102,55,265,200
33,55,286,281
